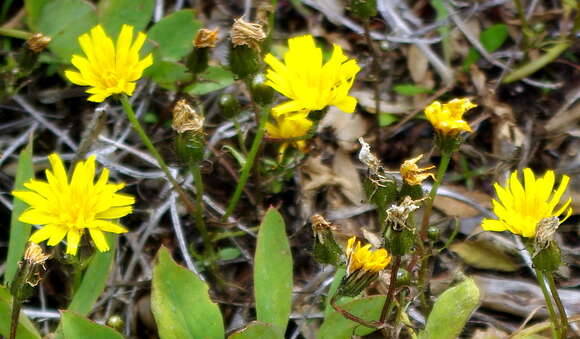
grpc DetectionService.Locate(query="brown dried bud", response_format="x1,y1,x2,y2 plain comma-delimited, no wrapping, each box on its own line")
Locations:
23,242,50,287
311,214,342,266
533,216,560,256
386,196,423,231
400,154,435,186
172,99,204,134
311,214,337,244
193,28,219,48
26,33,51,53
230,17,266,49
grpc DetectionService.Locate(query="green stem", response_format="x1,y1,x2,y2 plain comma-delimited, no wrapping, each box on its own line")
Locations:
189,163,214,259
0,27,31,40
120,95,197,215
535,269,561,338
380,256,401,324
9,296,21,339
223,105,270,220
417,151,452,314
546,272,569,338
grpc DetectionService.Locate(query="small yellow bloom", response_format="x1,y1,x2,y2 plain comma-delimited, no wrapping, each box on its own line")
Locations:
424,98,477,135
481,169,572,238
264,35,360,117
345,236,391,275
12,154,134,255
400,154,436,186
65,24,153,103
266,111,313,156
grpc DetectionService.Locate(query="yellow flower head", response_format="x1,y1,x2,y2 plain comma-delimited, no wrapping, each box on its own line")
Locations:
424,98,477,135
345,236,391,275
264,35,360,117
400,154,436,186
266,111,313,156
481,169,573,238
12,154,135,255
65,24,153,102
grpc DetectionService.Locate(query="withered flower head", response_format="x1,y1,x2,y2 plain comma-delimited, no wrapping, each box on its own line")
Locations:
172,99,204,134
231,17,266,49
533,216,560,256
386,196,424,231
24,242,51,267
311,214,337,244
22,242,51,287
26,33,51,53
194,28,219,48
400,154,436,186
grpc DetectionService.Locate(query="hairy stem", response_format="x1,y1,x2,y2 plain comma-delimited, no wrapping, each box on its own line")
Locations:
189,163,214,259
535,269,561,339
546,271,569,338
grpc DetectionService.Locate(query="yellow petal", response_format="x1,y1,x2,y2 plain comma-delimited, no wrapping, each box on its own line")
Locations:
89,228,110,252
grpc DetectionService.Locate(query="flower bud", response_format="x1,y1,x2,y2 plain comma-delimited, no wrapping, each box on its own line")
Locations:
106,315,124,331
219,93,241,118
396,268,411,287
11,243,50,301
17,33,51,72
250,73,274,106
531,241,561,273
172,99,205,164
349,0,377,19
427,226,440,242
311,215,342,266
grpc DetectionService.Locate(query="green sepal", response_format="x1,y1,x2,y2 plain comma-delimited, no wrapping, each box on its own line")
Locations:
228,44,261,79
385,228,414,256
531,241,561,273
186,47,210,75
313,230,343,266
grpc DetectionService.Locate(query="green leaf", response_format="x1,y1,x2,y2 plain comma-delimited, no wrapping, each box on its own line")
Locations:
324,268,348,319
378,113,399,127
146,61,192,90
97,0,154,37
0,286,41,339
24,0,48,29
254,208,293,333
221,145,247,169
228,321,282,339
419,277,480,339
152,246,224,339
4,140,34,286
61,311,123,339
318,295,385,339
67,233,116,315
186,66,235,95
218,247,241,261
393,84,433,96
36,0,97,61
480,24,509,53
147,10,201,61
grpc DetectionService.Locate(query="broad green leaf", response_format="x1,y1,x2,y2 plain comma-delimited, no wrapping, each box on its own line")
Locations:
228,321,281,339
218,247,241,261
4,140,34,286
36,0,97,61
61,311,123,339
254,208,293,333
24,0,48,29
393,84,433,96
147,10,201,61
186,66,235,95
318,295,385,339
97,0,154,37
67,233,117,315
450,239,519,272
378,113,399,127
420,277,480,339
152,246,224,339
0,286,41,339
146,61,192,90
462,24,509,70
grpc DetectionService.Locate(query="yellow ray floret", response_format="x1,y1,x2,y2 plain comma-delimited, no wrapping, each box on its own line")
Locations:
481,169,573,238
266,110,313,157
424,98,477,135
12,154,135,255
345,237,391,274
65,24,153,102
264,35,360,117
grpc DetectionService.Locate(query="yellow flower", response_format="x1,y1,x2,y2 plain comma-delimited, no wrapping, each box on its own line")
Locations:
424,98,477,135
345,237,391,275
400,154,436,186
65,24,153,103
266,111,313,156
12,154,134,255
264,35,360,117
482,169,572,238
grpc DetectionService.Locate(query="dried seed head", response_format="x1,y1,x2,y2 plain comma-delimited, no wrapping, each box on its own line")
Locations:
194,28,219,48
26,33,51,53
172,99,204,134
533,216,560,256
400,154,436,186
231,18,266,49
311,214,337,244
23,242,50,286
